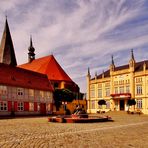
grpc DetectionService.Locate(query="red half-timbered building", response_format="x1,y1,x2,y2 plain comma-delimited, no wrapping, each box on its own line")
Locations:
0,19,53,116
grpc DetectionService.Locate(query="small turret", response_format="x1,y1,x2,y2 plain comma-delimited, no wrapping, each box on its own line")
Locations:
143,61,146,71
110,55,115,72
129,49,135,71
102,70,104,78
28,36,35,63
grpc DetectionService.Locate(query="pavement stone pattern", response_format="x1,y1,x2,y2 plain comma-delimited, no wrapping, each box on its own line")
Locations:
0,112,148,148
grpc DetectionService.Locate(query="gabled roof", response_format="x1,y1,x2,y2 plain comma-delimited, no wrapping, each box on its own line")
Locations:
92,60,148,80
0,19,17,66
18,55,73,82
0,63,53,91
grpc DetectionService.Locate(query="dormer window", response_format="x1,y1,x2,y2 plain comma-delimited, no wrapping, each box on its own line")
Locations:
17,88,24,96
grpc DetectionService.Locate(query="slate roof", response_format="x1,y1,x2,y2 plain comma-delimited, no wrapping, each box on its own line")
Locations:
0,19,17,66
18,55,73,82
0,63,53,91
91,60,148,80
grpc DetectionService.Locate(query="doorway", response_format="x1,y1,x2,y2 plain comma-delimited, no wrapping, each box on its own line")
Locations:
120,100,125,110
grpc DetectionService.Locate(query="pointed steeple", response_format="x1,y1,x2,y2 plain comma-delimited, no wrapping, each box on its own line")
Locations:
28,35,35,63
87,67,90,76
102,70,104,78
110,55,115,71
129,49,135,70
0,18,17,66
111,55,114,65
131,49,135,61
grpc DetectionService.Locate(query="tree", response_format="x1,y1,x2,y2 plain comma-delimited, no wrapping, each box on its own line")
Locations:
54,88,75,110
98,99,106,106
127,99,136,106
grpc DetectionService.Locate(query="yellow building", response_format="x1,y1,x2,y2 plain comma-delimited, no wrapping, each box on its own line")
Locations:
87,50,148,114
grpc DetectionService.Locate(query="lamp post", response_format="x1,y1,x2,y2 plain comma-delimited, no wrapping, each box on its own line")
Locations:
62,101,67,115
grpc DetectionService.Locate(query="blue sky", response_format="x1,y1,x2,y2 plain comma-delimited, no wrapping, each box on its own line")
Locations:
0,0,148,93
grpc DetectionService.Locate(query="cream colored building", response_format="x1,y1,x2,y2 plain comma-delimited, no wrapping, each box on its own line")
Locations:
87,50,148,114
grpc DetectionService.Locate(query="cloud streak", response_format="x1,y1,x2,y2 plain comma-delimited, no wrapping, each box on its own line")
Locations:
0,0,148,92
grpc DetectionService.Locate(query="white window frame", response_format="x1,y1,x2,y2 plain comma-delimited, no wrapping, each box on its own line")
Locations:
90,90,95,98
17,88,24,96
105,88,110,97
136,85,142,95
0,85,7,95
126,85,130,93
18,102,24,111
0,101,7,111
137,99,142,109
119,86,124,93
98,89,102,98
114,87,118,94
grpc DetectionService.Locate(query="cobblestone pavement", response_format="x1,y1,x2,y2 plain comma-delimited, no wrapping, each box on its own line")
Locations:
0,112,148,148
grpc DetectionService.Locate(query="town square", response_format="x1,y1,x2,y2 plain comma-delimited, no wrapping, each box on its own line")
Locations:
0,0,148,147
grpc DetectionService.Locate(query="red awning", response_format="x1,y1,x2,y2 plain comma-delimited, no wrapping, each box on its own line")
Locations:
110,93,131,98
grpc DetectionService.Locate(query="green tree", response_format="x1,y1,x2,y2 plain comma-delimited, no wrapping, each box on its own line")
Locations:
54,89,75,110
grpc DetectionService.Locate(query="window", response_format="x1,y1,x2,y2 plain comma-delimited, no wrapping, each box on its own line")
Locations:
29,89,34,97
18,102,24,111
0,101,7,111
90,90,95,98
17,88,24,96
114,87,118,94
105,88,110,96
137,99,142,109
119,86,124,93
29,102,34,111
105,82,110,87
136,77,142,83
91,100,95,109
98,89,102,98
40,91,44,97
136,85,142,95
126,86,130,93
0,85,7,95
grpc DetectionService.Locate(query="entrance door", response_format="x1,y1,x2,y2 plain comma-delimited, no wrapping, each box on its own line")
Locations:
120,100,125,110
40,103,46,115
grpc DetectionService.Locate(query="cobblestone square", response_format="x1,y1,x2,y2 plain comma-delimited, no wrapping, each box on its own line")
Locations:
0,112,148,148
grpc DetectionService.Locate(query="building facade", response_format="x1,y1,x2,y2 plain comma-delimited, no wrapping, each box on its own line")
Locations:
0,63,53,116
0,18,53,116
87,50,148,114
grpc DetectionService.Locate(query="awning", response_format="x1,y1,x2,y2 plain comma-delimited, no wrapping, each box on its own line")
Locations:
110,93,131,99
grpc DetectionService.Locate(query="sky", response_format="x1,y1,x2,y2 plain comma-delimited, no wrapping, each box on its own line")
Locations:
0,0,148,93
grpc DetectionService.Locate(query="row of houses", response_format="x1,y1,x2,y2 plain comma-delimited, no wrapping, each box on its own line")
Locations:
0,18,83,116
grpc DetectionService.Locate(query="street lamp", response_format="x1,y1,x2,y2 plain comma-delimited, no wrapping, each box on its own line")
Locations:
62,101,67,115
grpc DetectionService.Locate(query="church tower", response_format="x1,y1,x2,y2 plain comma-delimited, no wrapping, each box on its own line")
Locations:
0,18,17,66
28,36,35,63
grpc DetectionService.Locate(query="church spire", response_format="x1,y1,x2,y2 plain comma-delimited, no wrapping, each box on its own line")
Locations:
28,35,35,63
111,55,114,65
131,49,135,61
110,55,115,71
0,17,17,66
129,49,135,70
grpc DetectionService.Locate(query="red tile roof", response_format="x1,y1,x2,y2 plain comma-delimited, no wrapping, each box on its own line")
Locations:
18,55,73,82
0,63,53,91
